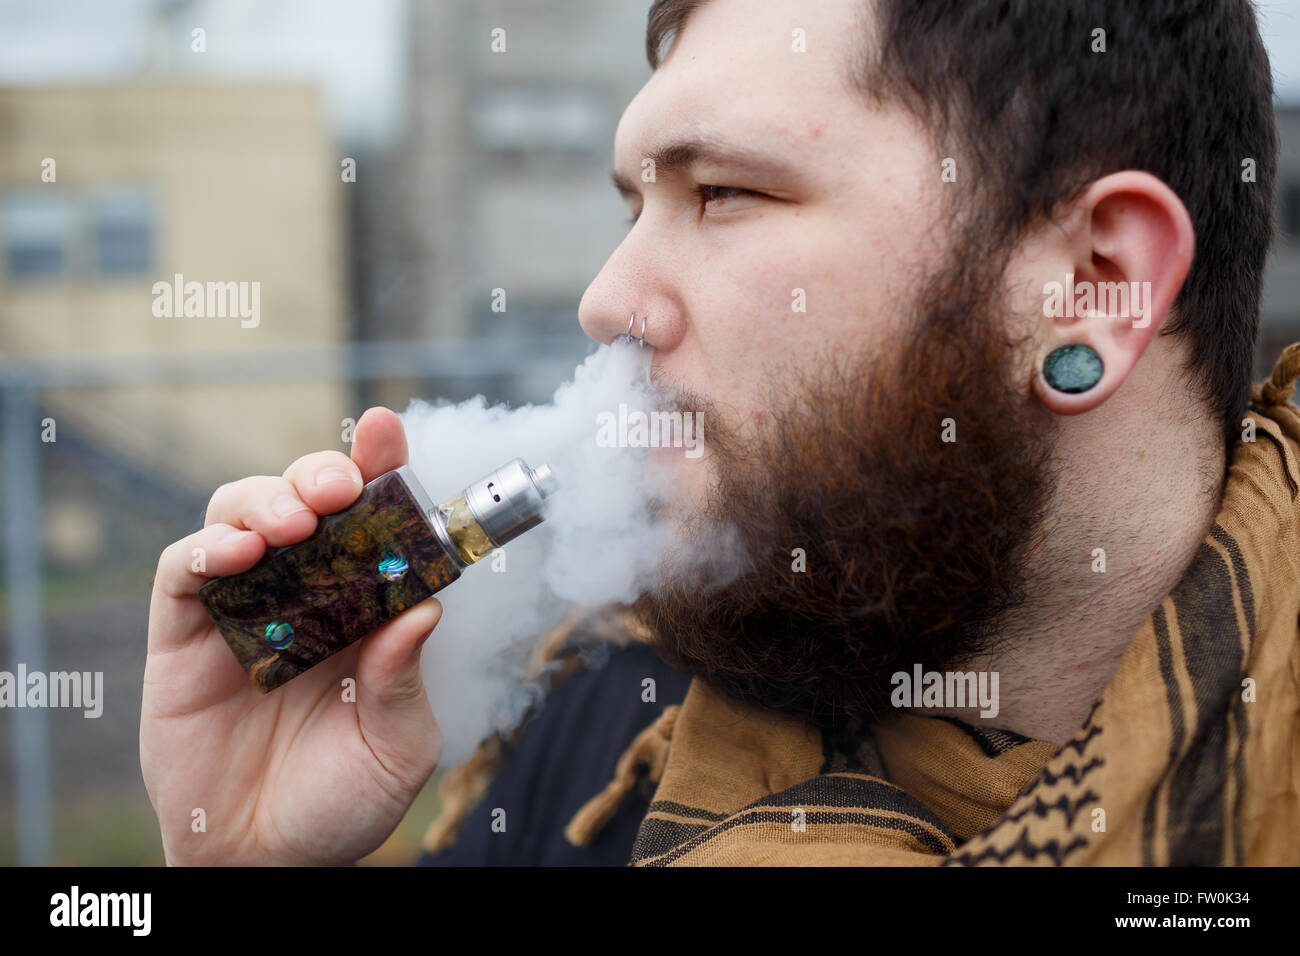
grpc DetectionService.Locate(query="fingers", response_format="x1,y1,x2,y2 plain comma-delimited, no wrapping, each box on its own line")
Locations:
282,450,364,515
356,597,441,695
354,598,443,782
156,523,269,600
203,475,319,546
351,407,409,482
199,413,402,549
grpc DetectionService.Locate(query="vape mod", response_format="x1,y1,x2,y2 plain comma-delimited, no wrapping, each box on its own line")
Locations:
198,458,557,693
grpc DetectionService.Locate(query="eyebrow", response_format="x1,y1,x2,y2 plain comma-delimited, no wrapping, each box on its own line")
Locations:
609,135,801,197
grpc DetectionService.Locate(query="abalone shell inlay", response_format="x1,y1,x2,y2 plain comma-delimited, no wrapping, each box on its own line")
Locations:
264,621,294,650
377,551,409,581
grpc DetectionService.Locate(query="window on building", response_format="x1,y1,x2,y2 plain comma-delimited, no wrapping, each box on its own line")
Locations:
1,192,70,278
472,87,607,160
91,188,154,275
1,186,156,280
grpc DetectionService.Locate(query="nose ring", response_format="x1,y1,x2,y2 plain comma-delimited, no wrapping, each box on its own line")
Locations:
622,313,648,348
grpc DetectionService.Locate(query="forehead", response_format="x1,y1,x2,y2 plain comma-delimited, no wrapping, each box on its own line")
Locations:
615,0,868,163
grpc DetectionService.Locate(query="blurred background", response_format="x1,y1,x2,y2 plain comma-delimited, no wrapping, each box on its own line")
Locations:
0,0,1297,865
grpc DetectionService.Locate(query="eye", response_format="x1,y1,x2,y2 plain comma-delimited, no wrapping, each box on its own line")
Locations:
696,184,753,208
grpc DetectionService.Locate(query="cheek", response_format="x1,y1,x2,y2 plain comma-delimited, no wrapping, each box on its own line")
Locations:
692,220,889,375
680,199,935,432
679,245,792,416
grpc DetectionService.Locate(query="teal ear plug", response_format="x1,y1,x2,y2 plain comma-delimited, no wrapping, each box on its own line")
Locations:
1043,344,1103,394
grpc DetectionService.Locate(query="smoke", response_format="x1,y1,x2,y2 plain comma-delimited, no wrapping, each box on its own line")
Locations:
399,340,711,765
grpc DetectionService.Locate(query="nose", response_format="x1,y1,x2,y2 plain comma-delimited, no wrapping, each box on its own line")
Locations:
578,231,684,353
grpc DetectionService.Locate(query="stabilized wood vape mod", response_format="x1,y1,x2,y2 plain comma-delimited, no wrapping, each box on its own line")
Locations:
198,458,557,693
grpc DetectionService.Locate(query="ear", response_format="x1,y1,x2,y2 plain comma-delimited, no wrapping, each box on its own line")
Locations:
1032,170,1194,415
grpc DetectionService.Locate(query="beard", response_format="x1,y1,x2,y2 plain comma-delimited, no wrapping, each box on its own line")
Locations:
632,249,1059,733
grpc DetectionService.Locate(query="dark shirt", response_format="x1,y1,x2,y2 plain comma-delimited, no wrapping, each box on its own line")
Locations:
415,642,691,866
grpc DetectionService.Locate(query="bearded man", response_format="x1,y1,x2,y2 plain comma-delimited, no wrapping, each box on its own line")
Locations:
142,0,1295,866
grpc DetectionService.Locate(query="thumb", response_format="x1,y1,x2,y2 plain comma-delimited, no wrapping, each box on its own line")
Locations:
353,597,442,781
351,406,409,482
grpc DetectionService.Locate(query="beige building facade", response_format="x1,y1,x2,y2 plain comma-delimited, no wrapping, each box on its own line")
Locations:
0,83,349,497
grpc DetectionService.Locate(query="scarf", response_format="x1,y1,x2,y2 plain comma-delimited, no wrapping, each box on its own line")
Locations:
425,345,1300,865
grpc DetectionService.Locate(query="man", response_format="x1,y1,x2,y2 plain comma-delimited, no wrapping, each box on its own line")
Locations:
142,0,1295,865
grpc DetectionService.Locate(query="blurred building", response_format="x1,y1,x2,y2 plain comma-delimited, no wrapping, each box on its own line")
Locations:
0,82,349,504
0,77,351,863
354,0,649,409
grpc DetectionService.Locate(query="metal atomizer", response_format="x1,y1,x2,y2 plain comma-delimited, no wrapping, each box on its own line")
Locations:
198,459,557,693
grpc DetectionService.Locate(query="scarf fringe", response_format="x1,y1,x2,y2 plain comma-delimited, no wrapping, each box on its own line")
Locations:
421,736,505,853
564,705,680,847
1261,341,1300,405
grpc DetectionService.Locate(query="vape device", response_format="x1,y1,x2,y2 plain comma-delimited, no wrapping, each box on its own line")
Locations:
198,458,557,693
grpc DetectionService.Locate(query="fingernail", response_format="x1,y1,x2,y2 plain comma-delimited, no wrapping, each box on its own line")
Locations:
316,466,355,486
221,530,253,546
272,494,309,517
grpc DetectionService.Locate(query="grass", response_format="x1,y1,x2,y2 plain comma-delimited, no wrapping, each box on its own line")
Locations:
0,560,159,620
0,779,445,866
0,793,165,866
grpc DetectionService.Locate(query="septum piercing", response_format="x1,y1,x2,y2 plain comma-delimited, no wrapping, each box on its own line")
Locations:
622,312,647,348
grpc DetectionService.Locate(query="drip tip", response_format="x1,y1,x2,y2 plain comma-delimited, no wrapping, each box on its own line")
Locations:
531,463,558,497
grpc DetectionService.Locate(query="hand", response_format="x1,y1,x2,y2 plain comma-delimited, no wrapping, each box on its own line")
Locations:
141,407,441,865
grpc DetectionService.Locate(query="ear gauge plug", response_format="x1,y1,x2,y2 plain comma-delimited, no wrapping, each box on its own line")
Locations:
1043,344,1103,394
